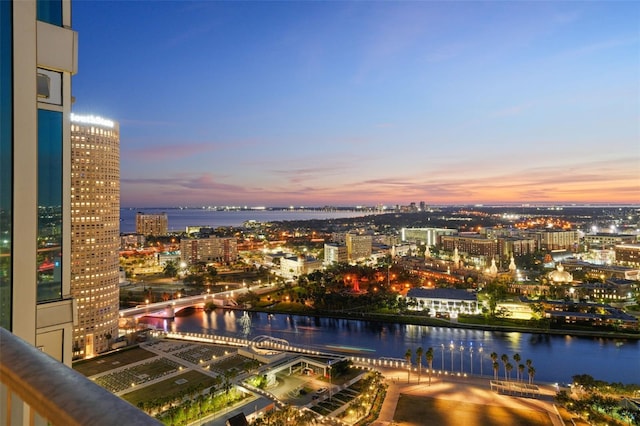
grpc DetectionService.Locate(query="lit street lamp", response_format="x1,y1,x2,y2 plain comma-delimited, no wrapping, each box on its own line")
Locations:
449,341,454,373
459,344,464,373
479,346,483,377
440,344,445,371
328,361,333,402
469,346,473,375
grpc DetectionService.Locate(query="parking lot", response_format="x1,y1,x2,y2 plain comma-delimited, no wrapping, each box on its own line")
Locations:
269,369,335,406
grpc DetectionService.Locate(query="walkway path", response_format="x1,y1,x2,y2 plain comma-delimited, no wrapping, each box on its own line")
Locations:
371,370,564,426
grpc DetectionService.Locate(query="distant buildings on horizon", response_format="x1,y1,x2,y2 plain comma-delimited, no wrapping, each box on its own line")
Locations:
118,202,640,211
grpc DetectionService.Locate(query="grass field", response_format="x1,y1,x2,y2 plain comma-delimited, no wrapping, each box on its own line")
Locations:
394,394,552,426
121,370,219,407
73,347,157,376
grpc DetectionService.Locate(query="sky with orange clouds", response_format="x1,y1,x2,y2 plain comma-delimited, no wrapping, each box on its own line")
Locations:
72,1,639,207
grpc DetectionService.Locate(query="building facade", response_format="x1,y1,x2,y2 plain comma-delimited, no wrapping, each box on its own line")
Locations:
584,233,637,249
324,243,348,266
70,115,120,358
136,211,168,236
578,279,637,302
280,255,323,280
180,236,238,265
498,237,537,259
615,244,640,267
401,227,457,246
120,233,146,249
405,288,480,315
0,0,77,365
345,233,372,262
528,230,579,251
440,235,499,257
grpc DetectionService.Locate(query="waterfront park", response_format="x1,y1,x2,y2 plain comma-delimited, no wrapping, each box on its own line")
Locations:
71,271,640,426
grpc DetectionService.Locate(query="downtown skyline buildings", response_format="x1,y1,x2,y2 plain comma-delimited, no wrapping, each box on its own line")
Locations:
71,1,639,207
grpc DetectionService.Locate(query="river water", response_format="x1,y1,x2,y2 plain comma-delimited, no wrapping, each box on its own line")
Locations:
144,309,640,385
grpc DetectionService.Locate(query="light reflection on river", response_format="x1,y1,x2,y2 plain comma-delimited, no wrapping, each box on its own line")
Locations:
143,309,640,385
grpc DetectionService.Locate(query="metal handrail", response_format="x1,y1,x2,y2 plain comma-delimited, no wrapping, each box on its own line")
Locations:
0,327,161,425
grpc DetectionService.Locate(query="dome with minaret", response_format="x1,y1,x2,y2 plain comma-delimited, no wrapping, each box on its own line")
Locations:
486,258,498,277
548,263,573,283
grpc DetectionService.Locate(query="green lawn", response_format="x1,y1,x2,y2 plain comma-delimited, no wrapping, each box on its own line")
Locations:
73,347,157,376
394,394,552,426
121,370,218,407
210,355,259,373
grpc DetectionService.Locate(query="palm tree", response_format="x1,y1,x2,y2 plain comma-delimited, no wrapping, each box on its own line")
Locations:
416,347,424,384
513,353,521,381
528,366,536,384
426,347,434,386
492,362,499,380
404,348,412,383
518,364,525,383
222,370,234,406
490,352,498,368
210,375,221,416
500,354,509,380
526,359,532,368
299,409,317,425
505,362,513,381
163,260,178,278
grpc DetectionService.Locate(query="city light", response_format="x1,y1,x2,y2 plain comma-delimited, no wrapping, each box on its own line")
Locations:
70,113,114,128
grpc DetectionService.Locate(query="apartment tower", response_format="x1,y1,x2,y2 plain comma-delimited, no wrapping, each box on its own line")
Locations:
0,0,77,364
70,114,120,358
136,211,169,236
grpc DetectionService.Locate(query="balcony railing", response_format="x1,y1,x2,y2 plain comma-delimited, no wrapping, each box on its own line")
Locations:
0,327,161,425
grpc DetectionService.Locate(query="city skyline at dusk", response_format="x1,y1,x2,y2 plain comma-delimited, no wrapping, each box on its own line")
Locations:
72,1,639,207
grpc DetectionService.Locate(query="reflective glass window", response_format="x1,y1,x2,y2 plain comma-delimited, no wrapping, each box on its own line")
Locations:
37,0,62,26
37,109,63,302
0,0,11,328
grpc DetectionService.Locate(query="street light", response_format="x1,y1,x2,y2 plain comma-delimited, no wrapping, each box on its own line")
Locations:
440,344,445,371
469,346,473,376
449,341,454,373
459,344,464,373
479,346,484,377
328,361,333,402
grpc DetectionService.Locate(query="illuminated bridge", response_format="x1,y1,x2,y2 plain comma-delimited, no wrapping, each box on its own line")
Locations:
119,291,240,320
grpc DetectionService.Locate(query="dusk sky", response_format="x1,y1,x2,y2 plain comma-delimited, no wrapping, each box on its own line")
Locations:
72,1,639,208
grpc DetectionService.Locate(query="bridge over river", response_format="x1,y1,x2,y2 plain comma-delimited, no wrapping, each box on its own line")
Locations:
119,284,276,320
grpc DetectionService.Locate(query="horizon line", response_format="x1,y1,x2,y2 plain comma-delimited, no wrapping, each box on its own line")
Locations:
121,203,640,209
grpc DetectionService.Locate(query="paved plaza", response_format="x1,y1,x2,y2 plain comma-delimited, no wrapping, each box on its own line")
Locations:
371,369,563,426
75,339,567,426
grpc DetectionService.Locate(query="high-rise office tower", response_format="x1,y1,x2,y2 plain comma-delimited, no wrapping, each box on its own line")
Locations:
70,114,120,358
0,0,77,365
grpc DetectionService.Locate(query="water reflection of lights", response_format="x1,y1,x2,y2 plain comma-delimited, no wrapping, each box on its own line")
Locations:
239,311,252,337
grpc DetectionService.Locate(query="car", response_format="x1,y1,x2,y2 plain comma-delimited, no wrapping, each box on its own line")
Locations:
315,387,328,394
